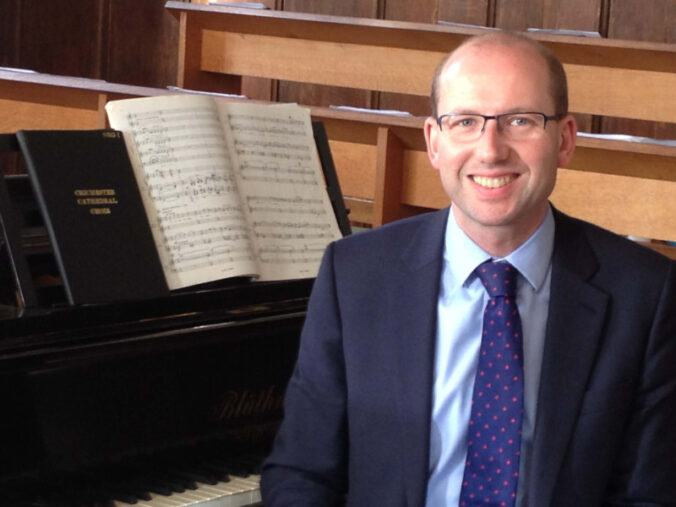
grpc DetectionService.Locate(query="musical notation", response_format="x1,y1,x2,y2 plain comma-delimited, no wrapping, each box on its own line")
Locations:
172,245,256,273
245,196,327,215
119,101,256,285
258,244,328,265
106,95,343,287
228,113,306,137
228,105,344,278
238,161,316,186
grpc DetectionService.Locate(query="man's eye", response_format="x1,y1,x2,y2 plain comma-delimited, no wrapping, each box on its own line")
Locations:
453,117,477,128
508,115,535,127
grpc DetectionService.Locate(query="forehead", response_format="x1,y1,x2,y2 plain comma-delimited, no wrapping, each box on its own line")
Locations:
438,42,553,112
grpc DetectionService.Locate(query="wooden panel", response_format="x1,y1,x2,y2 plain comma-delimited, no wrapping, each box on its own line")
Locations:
381,0,458,116
319,115,379,201
551,169,676,241
279,0,377,107
193,0,277,7
106,0,181,87
542,0,603,31
278,82,372,108
565,64,676,122
16,0,106,77
608,0,675,42
190,0,279,99
0,1,19,68
439,0,491,26
200,30,444,95
175,11,243,92
0,81,105,133
372,128,406,226
378,93,430,117
0,70,177,134
495,0,602,31
402,150,449,209
329,140,377,200
283,0,377,17
495,0,543,30
342,197,373,226
384,0,438,23
570,136,676,180
603,0,676,139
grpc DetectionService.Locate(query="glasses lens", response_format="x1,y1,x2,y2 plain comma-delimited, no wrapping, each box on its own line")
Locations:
498,113,546,139
439,114,484,141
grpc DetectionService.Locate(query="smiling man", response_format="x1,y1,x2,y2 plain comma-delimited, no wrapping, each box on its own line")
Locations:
424,34,575,258
261,32,676,506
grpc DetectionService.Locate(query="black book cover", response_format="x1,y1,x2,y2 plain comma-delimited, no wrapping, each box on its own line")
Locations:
16,129,169,305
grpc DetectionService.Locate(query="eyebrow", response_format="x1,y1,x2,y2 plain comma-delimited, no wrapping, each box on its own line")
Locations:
441,108,544,116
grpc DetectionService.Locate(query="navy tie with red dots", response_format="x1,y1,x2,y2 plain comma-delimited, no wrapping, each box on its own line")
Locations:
459,260,524,507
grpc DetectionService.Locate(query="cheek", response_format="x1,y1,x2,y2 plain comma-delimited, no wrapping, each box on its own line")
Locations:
525,154,559,200
434,142,471,173
520,143,559,184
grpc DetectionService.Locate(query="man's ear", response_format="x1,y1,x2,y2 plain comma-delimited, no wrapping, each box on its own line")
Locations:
424,116,442,170
557,114,577,168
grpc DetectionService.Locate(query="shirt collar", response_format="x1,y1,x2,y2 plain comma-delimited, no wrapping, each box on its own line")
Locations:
443,205,555,292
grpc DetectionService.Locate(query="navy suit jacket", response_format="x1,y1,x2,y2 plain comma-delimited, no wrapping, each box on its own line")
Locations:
262,207,676,506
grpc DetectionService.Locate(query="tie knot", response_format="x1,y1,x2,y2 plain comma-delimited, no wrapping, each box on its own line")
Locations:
475,260,518,298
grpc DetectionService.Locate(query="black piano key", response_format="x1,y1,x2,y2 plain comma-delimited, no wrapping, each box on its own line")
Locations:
123,459,187,495
98,477,153,503
192,463,230,482
168,467,219,485
75,467,144,505
205,457,256,477
152,476,186,494
83,466,153,503
164,470,199,490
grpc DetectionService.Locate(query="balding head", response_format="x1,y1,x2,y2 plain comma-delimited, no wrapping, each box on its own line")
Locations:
430,32,568,119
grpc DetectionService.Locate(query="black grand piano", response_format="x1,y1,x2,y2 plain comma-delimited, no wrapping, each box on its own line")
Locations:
0,127,350,506
0,278,312,506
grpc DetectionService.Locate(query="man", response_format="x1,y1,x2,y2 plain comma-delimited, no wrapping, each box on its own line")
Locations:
261,31,676,506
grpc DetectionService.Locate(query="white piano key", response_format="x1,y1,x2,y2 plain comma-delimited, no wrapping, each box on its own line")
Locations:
146,494,189,506
114,474,260,507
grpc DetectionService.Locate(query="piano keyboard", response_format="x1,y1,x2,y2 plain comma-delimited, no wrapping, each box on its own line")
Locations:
114,474,261,506
0,444,265,506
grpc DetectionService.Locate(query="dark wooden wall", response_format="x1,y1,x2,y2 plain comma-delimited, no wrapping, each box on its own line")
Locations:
1,0,674,137
0,0,182,87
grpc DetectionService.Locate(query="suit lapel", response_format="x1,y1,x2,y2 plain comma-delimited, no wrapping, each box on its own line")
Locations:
387,209,448,507
528,212,610,506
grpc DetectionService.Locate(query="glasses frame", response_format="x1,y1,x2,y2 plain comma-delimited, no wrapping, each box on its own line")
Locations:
435,111,566,139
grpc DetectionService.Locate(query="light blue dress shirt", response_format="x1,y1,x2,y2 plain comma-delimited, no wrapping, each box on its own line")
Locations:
425,206,554,507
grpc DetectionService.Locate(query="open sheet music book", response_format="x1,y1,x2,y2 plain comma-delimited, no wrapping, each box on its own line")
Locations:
105,95,343,290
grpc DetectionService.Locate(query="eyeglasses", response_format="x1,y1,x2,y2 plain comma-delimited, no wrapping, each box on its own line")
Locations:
436,112,565,142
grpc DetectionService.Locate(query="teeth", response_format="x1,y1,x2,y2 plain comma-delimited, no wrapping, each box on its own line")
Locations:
472,175,515,188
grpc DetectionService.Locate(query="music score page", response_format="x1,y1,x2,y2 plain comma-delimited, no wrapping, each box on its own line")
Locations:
105,95,341,289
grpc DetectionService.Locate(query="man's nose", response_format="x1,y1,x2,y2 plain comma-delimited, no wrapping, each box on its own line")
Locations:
476,118,509,163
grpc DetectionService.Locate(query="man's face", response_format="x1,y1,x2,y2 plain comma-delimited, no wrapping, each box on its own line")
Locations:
424,42,576,247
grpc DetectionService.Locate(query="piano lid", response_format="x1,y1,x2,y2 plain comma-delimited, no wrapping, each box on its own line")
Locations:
0,278,313,370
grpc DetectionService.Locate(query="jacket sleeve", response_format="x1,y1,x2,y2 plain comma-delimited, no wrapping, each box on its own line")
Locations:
606,259,676,504
261,242,348,506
